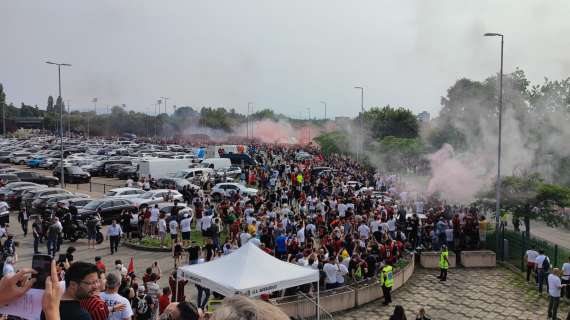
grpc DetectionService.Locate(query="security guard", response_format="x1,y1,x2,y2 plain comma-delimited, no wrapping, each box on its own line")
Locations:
380,262,394,305
438,244,449,281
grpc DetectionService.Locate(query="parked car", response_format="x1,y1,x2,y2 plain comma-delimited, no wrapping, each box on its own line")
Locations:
77,198,136,223
52,166,91,184
0,181,41,196
221,153,257,167
14,171,59,187
104,187,146,199
39,158,60,170
0,151,12,163
10,152,32,165
115,165,138,180
4,185,47,209
154,178,199,192
211,182,258,199
31,193,89,215
128,189,184,208
21,188,71,211
0,174,21,184
26,156,46,168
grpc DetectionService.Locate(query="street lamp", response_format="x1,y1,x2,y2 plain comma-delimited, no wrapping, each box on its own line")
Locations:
248,102,254,140
306,107,311,143
160,97,169,114
354,86,364,162
46,61,71,189
88,97,97,139
320,101,327,120
484,32,504,240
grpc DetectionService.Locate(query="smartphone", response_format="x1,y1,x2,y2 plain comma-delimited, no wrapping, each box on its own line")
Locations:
32,254,52,290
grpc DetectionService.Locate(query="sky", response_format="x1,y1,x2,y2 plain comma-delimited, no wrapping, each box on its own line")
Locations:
1,0,569,119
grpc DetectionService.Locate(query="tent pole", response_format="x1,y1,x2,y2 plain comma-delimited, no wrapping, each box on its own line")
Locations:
317,281,320,320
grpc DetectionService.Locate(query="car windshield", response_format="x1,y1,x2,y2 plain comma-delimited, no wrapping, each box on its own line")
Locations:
172,171,187,178
83,200,103,210
104,191,117,196
139,192,156,199
68,166,85,174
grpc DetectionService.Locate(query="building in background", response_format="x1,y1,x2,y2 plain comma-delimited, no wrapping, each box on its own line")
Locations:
417,111,430,123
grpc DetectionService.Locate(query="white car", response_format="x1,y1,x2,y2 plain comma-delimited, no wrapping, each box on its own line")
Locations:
104,187,146,199
129,189,184,208
11,152,32,165
211,183,258,199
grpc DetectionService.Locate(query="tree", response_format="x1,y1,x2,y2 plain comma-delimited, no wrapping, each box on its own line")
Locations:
477,173,570,234
314,131,350,156
0,83,5,108
360,106,419,140
47,96,54,113
375,136,426,173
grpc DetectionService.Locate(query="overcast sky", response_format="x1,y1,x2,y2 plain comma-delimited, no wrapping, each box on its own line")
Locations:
1,1,569,118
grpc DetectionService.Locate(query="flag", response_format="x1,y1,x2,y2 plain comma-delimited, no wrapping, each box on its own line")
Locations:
127,257,135,274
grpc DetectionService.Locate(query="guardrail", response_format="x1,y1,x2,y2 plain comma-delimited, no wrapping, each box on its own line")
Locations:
64,180,125,195
272,254,415,318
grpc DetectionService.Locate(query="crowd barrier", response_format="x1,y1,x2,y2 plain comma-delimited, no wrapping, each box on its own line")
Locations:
272,254,415,318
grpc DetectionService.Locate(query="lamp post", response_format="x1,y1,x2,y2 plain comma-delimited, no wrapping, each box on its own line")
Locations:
484,32,504,247
354,86,364,162
306,107,311,143
160,97,169,115
66,100,71,138
320,101,327,120
46,61,71,189
248,102,254,140
88,97,97,139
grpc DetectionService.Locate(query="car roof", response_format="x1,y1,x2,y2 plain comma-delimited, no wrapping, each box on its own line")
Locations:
109,187,143,192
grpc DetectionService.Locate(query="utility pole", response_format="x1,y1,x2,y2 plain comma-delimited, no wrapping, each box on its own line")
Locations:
160,97,169,115
320,101,327,120
46,61,71,189
354,86,364,162
66,100,71,138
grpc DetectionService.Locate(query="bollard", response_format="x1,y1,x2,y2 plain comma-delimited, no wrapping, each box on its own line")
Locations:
502,238,509,261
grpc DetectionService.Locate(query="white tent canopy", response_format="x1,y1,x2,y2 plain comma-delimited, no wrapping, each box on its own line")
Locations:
177,242,319,297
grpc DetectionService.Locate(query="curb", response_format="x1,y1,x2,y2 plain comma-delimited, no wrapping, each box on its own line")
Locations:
123,241,171,252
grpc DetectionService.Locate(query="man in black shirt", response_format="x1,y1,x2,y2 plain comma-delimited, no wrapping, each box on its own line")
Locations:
43,261,100,320
187,241,201,265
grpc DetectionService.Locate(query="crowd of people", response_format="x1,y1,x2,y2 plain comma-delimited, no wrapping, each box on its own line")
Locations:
1,142,566,319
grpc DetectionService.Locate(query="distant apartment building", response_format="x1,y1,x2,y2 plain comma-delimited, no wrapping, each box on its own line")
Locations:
417,111,430,122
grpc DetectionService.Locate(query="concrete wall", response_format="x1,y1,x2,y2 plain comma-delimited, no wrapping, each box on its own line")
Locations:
420,251,456,268
273,255,416,318
460,250,496,268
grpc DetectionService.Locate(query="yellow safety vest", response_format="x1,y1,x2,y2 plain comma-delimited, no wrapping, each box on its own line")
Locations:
440,250,449,269
206,298,224,313
380,265,394,288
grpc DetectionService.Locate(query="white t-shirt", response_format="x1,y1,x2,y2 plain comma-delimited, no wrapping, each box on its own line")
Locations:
338,203,347,217
445,228,454,242
249,237,261,247
562,262,570,280
336,263,349,284
2,263,15,277
526,250,539,263
387,219,396,232
100,292,133,320
180,218,192,233
323,263,338,284
358,224,370,240
297,228,305,244
535,254,547,268
150,208,160,222
370,219,381,233
158,219,167,233
548,274,561,297
200,215,212,231
169,220,179,235
239,232,251,246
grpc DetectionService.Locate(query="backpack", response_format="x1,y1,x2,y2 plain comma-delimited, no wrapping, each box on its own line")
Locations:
542,257,550,273
136,295,149,315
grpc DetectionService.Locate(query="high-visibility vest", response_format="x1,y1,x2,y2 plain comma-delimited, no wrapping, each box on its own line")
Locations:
206,298,224,313
440,250,449,269
380,265,394,288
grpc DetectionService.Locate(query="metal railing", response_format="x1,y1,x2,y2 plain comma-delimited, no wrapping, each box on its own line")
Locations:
296,291,334,320
64,180,125,195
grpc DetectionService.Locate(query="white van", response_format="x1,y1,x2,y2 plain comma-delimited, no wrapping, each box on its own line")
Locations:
172,168,214,180
199,158,231,170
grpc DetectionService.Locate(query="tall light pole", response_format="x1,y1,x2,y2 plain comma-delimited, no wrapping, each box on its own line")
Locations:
88,97,97,139
160,97,169,115
248,102,254,141
354,86,364,162
46,61,71,189
66,100,71,138
154,102,158,138
306,107,311,143
320,101,327,120
484,32,504,241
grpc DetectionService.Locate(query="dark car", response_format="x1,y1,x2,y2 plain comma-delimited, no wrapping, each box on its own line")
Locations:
88,160,132,177
221,153,257,167
0,181,41,197
0,151,12,163
14,171,59,187
106,163,130,178
115,165,138,180
77,198,136,223
4,185,47,209
0,174,21,184
31,193,88,215
21,188,71,211
52,166,91,184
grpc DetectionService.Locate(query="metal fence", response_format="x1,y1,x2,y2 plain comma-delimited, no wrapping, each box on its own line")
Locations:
296,292,334,320
487,226,570,272
64,180,125,195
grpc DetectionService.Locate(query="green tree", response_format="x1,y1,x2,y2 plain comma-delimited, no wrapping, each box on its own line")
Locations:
314,131,350,156
360,106,419,140
47,96,54,113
